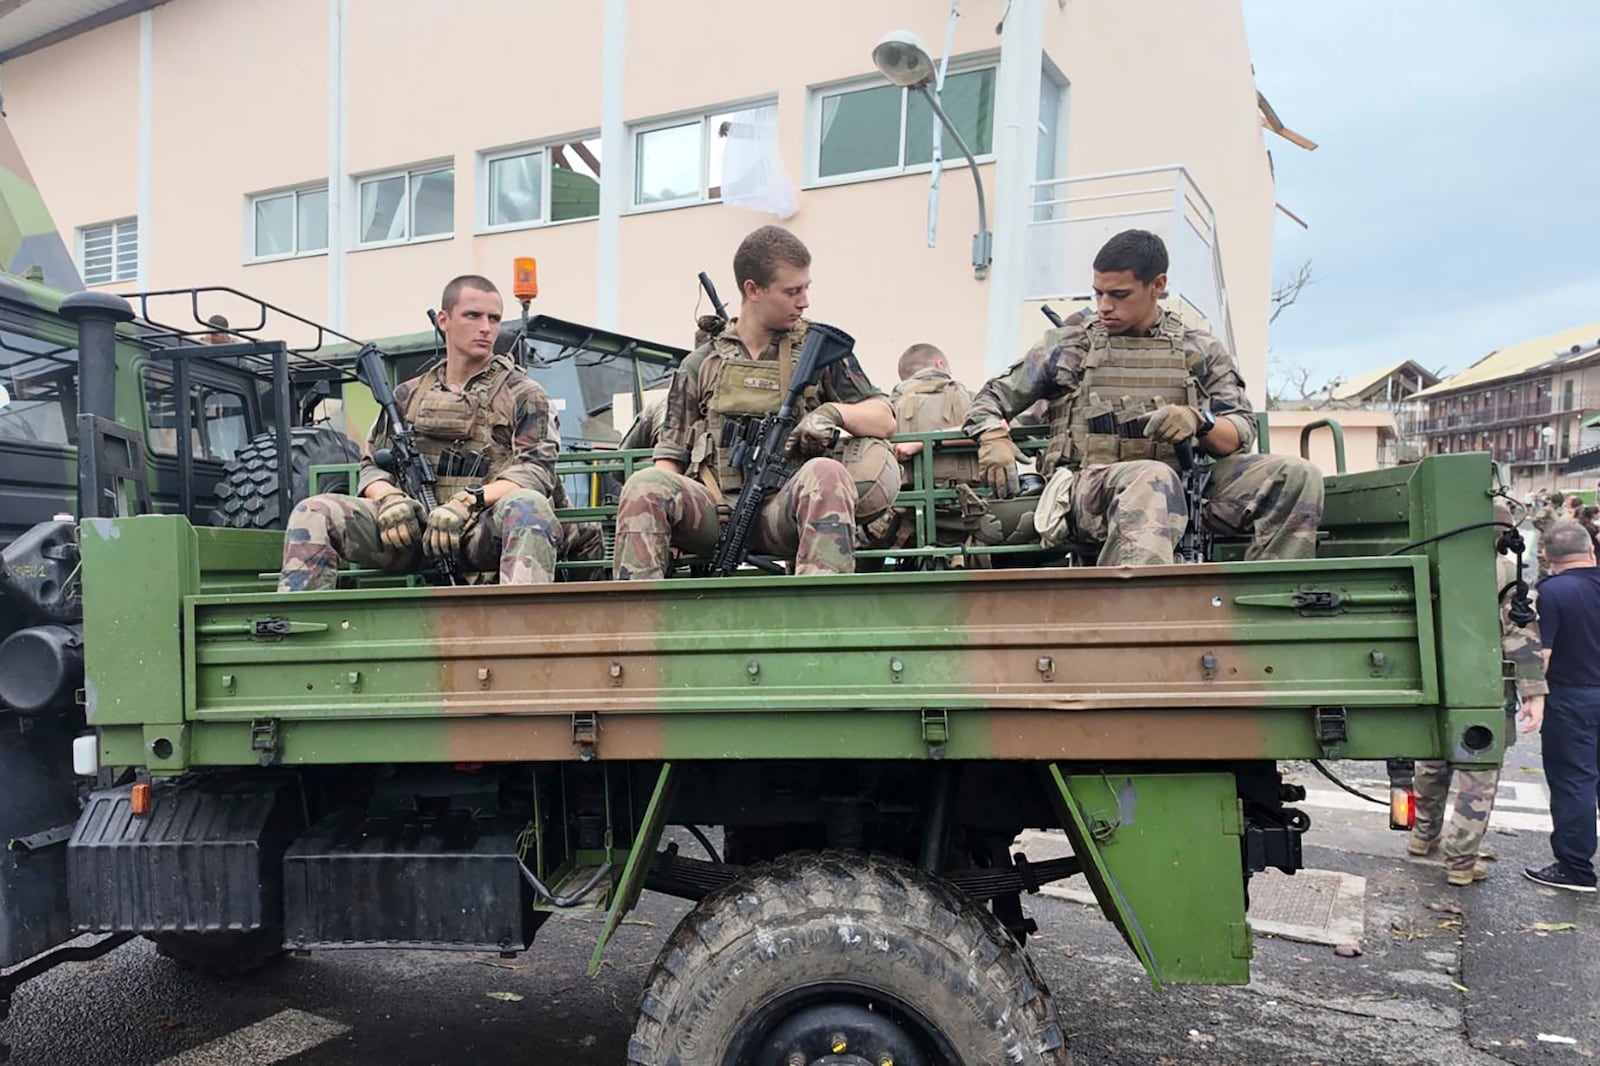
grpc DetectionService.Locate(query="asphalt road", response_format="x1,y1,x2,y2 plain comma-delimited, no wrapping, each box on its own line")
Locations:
5,735,1594,1065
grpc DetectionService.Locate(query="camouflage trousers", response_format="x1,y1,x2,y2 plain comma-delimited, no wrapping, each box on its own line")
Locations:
1072,452,1324,566
1412,760,1500,873
613,459,858,579
278,488,562,591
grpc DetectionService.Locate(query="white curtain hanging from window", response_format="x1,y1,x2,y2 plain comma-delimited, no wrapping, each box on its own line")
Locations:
719,105,797,220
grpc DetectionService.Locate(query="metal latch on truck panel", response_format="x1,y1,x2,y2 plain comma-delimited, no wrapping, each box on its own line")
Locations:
921,709,949,759
572,712,598,762
1313,706,1348,754
250,719,280,766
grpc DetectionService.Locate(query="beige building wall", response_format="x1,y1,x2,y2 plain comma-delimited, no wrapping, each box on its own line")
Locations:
1266,410,1398,475
3,0,1274,408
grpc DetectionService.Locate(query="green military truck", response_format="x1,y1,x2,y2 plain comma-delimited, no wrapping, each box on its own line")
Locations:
0,123,1512,1066
0,295,1510,1066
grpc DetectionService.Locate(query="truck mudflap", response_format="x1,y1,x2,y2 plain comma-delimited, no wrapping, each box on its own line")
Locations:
1046,765,1254,988
0,716,80,968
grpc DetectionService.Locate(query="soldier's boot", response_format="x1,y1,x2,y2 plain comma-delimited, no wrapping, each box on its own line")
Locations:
1407,833,1438,857
1446,861,1491,886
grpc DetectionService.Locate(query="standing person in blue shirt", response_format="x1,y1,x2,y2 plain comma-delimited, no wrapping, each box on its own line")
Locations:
1526,522,1600,892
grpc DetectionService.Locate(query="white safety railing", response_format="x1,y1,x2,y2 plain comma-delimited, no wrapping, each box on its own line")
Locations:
1024,165,1234,355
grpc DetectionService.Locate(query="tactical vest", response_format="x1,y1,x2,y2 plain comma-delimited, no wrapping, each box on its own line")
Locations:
892,371,977,486
402,355,520,499
1038,312,1199,476
689,324,821,493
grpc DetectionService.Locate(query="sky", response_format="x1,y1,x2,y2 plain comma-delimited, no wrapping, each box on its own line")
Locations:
1241,2,1600,396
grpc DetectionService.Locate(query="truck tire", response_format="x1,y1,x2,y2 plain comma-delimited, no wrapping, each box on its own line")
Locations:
627,851,1069,1066
149,929,285,976
209,427,361,530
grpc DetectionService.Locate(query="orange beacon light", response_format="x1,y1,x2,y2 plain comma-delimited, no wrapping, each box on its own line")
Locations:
513,257,539,304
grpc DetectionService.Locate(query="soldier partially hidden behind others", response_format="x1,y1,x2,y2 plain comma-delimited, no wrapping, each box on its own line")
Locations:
278,274,564,590
611,226,898,579
1409,500,1547,886
963,229,1324,564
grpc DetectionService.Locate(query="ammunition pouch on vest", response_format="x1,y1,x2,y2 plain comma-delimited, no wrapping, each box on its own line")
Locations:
690,331,821,493
1039,312,1199,477
403,356,519,500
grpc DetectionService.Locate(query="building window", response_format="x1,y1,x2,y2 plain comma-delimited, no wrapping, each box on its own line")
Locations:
79,218,138,286
249,185,328,260
478,136,603,231
630,104,776,209
356,164,455,246
810,61,997,183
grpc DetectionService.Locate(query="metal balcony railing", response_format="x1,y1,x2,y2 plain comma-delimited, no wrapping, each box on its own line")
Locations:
1023,166,1233,355
1419,397,1556,434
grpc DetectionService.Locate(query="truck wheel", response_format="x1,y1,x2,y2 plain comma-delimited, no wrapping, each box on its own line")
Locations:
210,427,361,530
627,851,1068,1066
149,929,285,976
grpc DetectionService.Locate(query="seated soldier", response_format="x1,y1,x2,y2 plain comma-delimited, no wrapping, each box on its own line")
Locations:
612,226,898,579
964,229,1323,564
890,343,974,465
278,274,564,590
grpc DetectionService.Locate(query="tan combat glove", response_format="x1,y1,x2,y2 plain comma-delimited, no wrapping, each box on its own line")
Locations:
1143,404,1202,445
791,403,845,458
376,490,425,552
977,427,1022,498
423,491,478,560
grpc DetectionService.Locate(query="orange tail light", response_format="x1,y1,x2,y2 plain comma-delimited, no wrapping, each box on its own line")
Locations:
1389,786,1416,831
131,781,152,817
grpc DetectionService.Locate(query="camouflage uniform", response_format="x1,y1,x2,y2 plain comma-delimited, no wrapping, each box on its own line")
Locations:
1531,505,1558,580
613,319,890,579
963,309,1323,565
278,355,563,591
1411,546,1548,882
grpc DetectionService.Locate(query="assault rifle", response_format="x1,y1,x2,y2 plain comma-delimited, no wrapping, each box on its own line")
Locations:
354,344,460,585
707,322,857,576
1174,440,1213,564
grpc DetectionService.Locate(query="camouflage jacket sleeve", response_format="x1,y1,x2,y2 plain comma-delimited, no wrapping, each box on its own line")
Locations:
1189,329,1258,452
355,379,413,496
820,353,889,409
653,347,709,466
1498,554,1549,698
962,325,1086,436
490,377,560,494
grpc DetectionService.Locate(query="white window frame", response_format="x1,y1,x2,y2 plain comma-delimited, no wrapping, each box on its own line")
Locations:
625,97,777,213
352,161,455,250
475,131,604,234
77,218,138,287
245,183,329,263
804,53,1000,189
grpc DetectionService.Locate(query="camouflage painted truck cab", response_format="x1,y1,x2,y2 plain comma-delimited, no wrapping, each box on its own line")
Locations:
50,450,1505,1065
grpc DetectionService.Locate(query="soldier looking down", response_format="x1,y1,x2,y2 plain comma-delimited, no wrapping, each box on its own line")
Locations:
963,229,1324,565
612,226,898,579
889,343,973,465
277,274,564,590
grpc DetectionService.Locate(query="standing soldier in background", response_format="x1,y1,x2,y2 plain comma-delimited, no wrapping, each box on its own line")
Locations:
1532,494,1560,580
963,229,1323,565
612,226,898,579
278,275,564,590
1408,499,1547,885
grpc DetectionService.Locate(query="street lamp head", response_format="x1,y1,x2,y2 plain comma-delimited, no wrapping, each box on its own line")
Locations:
872,30,935,88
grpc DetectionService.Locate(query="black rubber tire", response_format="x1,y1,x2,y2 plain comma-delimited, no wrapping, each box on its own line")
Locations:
627,850,1069,1066
209,426,361,530
149,929,286,977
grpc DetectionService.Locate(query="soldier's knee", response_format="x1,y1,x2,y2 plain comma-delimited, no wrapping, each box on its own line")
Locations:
497,489,559,541
621,466,678,503
798,456,854,494
287,494,339,532
1275,456,1323,494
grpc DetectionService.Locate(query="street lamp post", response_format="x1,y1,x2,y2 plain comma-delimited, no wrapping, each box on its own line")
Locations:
1542,425,1554,489
872,30,993,279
